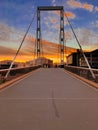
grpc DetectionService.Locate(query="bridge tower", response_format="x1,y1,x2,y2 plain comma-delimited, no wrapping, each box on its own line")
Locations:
36,6,65,63
60,7,64,64
37,8,41,58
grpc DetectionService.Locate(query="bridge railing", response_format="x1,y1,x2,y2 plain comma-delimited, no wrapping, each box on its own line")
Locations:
64,65,98,83
0,65,41,83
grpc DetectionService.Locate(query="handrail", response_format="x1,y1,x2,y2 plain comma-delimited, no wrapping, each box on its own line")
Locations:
64,65,98,82
0,65,41,72
65,65,98,72
0,65,41,83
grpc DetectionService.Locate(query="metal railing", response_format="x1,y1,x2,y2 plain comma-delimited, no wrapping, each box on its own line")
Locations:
0,65,41,83
64,65,98,83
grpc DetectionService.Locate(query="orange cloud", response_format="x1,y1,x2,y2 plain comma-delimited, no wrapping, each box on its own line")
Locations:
0,23,76,63
55,11,60,15
52,18,57,23
0,36,76,63
56,25,60,30
26,36,35,43
25,37,77,63
67,0,94,12
95,7,98,11
67,0,82,8
55,11,76,19
64,11,76,19
83,3,93,12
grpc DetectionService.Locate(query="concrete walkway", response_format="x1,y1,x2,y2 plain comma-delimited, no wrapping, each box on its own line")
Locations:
0,68,98,130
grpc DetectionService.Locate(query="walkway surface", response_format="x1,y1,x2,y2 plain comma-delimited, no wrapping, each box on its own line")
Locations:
0,68,98,130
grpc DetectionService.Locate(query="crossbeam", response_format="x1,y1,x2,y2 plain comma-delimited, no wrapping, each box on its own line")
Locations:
37,6,63,11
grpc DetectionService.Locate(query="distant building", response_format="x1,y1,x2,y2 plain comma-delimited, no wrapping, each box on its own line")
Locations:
90,49,98,68
67,49,98,68
26,60,36,67
67,49,80,66
0,60,25,69
26,58,53,68
35,57,53,68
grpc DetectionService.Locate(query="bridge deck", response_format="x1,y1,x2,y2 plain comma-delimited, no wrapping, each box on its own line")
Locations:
0,68,98,130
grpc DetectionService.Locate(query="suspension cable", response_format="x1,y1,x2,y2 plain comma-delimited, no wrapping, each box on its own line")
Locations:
4,10,37,80
64,12,96,79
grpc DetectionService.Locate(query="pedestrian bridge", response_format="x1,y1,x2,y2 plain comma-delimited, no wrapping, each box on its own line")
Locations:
0,68,98,130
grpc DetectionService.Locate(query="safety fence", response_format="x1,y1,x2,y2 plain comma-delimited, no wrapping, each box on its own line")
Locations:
0,65,41,83
64,65,98,83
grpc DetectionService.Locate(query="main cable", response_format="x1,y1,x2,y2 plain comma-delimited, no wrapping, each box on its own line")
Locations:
4,10,37,80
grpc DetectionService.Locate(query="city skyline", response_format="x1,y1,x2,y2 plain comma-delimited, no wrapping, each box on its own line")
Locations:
0,0,98,63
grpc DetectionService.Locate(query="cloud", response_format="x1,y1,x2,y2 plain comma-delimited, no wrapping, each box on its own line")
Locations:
64,11,76,19
91,21,98,28
67,0,94,12
52,18,57,23
67,0,82,8
51,0,56,6
0,22,36,59
0,45,34,62
44,16,57,24
38,39,76,57
65,31,73,40
0,45,16,56
72,28,98,50
55,11,76,19
0,22,76,62
0,23,13,42
95,7,98,11
24,35,77,59
1,19,98,63
42,14,60,35
41,10,75,44
95,21,98,27
0,23,24,49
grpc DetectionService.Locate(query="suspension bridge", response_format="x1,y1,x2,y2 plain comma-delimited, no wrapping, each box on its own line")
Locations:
0,6,98,130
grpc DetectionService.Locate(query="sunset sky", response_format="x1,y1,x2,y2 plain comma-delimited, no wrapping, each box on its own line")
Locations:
0,0,98,63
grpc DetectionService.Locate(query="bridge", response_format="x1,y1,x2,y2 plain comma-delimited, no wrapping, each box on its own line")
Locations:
0,68,98,130
0,6,98,130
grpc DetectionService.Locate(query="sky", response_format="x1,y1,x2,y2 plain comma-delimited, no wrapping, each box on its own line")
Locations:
0,0,98,63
